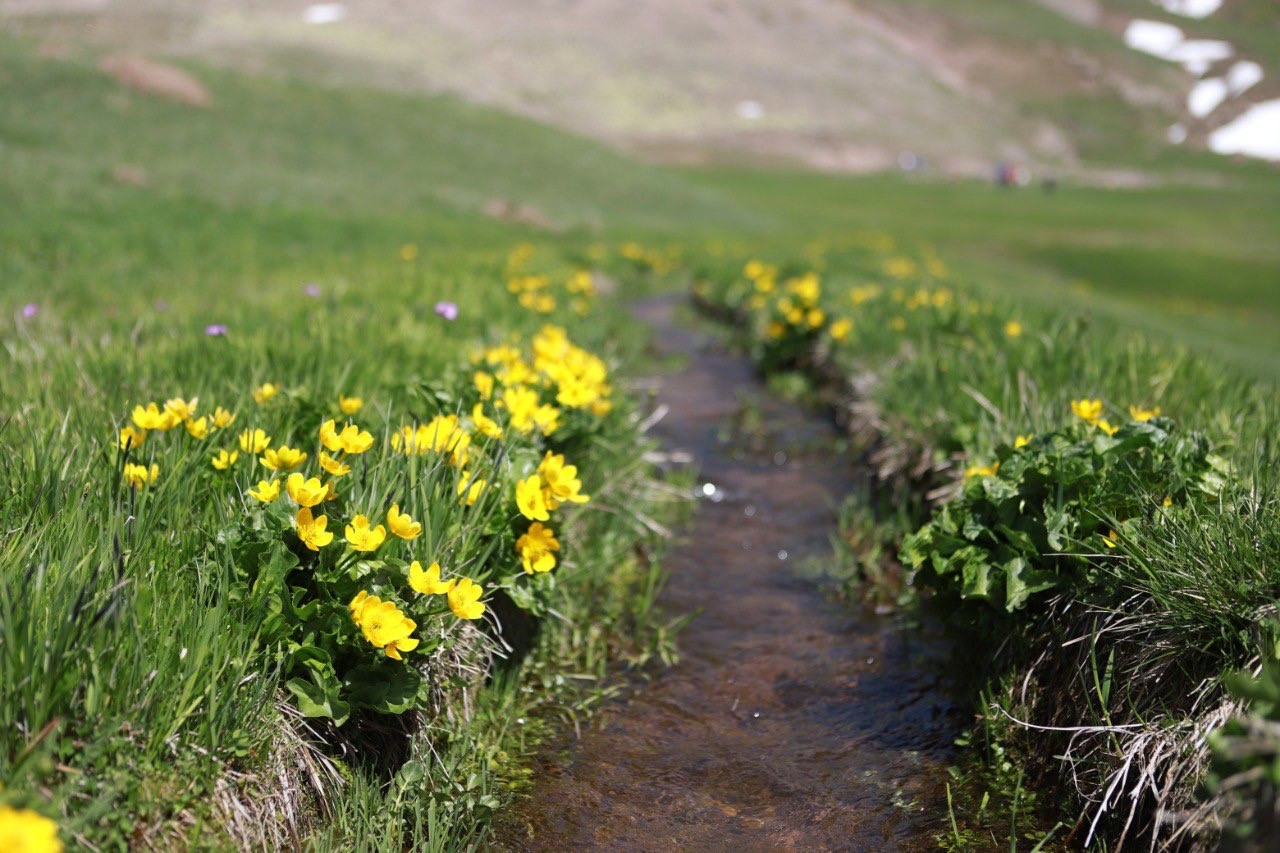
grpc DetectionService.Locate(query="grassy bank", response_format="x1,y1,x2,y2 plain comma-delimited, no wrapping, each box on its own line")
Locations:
0,37,702,849
661,236,1279,847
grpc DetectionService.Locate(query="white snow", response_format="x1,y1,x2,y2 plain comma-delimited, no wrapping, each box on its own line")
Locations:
303,4,346,25
736,100,764,120
1208,100,1280,160
1188,77,1228,117
1227,61,1264,96
1125,19,1184,57
1153,0,1222,19
1124,20,1232,75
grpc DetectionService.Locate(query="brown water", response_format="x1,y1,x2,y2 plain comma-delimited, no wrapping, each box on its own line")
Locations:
502,297,961,850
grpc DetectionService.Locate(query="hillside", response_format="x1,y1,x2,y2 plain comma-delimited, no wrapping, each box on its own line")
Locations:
3,0,1276,182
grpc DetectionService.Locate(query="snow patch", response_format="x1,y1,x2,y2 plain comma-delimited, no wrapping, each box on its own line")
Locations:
1188,77,1228,118
1152,0,1222,19
1227,61,1264,96
1208,100,1280,160
303,4,346,25
1124,20,1232,75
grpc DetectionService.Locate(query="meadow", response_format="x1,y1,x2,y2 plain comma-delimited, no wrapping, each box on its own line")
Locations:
3,26,1280,850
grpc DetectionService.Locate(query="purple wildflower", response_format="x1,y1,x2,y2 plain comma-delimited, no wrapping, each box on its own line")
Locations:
205,323,229,336
21,303,38,319
304,283,321,298
434,301,459,321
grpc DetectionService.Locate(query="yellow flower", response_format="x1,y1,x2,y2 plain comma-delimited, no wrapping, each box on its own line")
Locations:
295,507,334,550
829,318,852,342
238,428,271,454
252,383,279,404
890,316,906,331
1004,320,1023,338
131,402,180,431
766,321,785,340
164,396,198,420
470,403,503,439
1101,529,1118,549
1070,399,1104,424
286,473,327,507
1162,496,1174,507
806,307,825,329
1014,434,1033,449
516,475,551,521
321,420,374,455
1129,405,1162,422
458,475,486,507
211,449,239,470
387,504,422,540
533,404,560,436
501,386,540,434
474,371,495,400
345,514,387,552
516,522,560,574
248,478,281,503
965,461,999,479
124,462,159,489
339,395,363,415
447,578,486,620
537,452,589,510
400,243,419,262
261,445,308,472
0,805,62,853
318,451,350,477
211,406,237,429
1096,420,1119,436
349,591,419,660
324,480,339,502
408,560,454,595
185,416,209,440
118,425,147,451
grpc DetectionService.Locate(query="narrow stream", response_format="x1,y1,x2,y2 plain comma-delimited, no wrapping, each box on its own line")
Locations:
503,297,962,849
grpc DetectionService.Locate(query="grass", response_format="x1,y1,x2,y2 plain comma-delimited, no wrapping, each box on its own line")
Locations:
2,7,1280,847
678,227,1279,846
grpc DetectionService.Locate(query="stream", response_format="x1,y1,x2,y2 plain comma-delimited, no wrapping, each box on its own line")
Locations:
502,296,963,849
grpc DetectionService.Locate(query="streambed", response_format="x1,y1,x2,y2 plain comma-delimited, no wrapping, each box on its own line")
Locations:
502,297,962,849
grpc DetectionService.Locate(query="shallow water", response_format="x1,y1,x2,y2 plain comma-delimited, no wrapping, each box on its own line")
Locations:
501,297,962,850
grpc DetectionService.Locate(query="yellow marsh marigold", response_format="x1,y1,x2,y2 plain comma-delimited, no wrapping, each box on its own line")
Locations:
470,403,502,439
447,578,486,620
1005,320,1023,338
1129,405,1162,422
517,522,560,574
286,473,327,508
516,475,551,521
320,420,373,455
537,452,589,510
318,451,350,477
1014,434,1033,449
118,425,147,451
829,318,852,342
124,462,158,488
965,462,999,479
1096,420,1119,436
164,396,198,420
345,514,386,552
349,591,418,660
458,475,486,507
295,507,333,550
238,428,271,454
409,560,454,595
248,478,281,503
1071,399,1104,424
805,308,825,329
252,382,278,404
0,805,62,853
261,445,307,472
211,449,239,470
211,406,236,429
473,371,495,400
386,505,422,540
132,403,180,432
338,395,363,415
185,416,209,440
532,404,560,436
501,386,540,434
